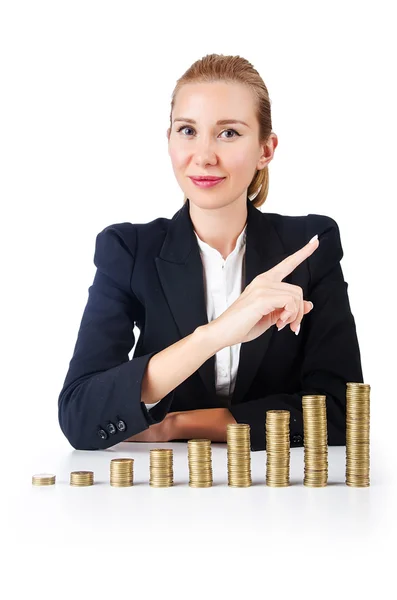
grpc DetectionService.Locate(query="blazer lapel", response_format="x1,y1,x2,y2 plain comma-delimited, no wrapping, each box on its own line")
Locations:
155,197,289,407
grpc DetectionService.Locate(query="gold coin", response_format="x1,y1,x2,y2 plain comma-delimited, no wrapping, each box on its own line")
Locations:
32,473,56,486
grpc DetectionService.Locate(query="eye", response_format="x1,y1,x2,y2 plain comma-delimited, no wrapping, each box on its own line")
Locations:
176,126,241,139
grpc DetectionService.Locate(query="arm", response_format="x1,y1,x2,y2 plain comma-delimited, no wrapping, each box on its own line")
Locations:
197,216,363,452
139,326,218,406
57,224,162,450
170,408,237,442
58,224,222,451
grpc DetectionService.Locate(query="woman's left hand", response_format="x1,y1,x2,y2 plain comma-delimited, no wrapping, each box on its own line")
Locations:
124,412,178,443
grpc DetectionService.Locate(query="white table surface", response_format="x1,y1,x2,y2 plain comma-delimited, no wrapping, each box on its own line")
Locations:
4,435,396,599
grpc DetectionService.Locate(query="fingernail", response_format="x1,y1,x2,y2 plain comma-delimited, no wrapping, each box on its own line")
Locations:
309,301,314,310
295,324,301,335
277,323,287,331
309,234,318,244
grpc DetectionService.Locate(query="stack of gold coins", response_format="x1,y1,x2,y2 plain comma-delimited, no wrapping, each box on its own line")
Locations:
149,449,173,487
32,473,56,486
187,439,213,488
302,395,328,487
70,471,94,486
346,382,370,487
227,423,252,487
110,458,134,487
265,410,290,487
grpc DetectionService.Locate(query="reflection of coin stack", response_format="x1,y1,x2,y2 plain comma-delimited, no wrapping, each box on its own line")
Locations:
110,458,134,487
187,439,213,487
227,423,252,487
346,382,370,487
149,449,173,487
302,396,328,487
265,410,290,487
32,473,56,486
70,471,94,486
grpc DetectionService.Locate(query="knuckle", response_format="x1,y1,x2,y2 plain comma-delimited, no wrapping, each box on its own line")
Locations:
282,282,303,298
292,284,303,298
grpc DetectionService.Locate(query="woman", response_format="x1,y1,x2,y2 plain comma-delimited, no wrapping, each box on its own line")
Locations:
58,53,363,452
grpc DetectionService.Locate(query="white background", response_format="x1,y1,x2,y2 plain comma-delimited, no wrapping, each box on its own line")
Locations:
1,1,396,598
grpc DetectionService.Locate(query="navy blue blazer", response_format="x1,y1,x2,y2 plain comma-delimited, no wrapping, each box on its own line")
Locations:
58,197,364,451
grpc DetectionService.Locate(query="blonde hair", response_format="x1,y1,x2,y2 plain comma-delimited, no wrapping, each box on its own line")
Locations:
169,53,274,209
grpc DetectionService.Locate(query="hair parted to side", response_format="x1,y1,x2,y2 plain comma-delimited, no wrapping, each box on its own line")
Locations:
169,53,273,209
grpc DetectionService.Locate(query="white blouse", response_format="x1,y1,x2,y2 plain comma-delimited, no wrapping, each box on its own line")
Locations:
144,222,247,409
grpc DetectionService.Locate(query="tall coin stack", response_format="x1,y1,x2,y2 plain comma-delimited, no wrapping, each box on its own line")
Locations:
265,410,290,487
149,449,174,487
187,439,213,487
346,382,370,487
302,395,328,487
70,471,94,486
110,458,134,487
227,423,252,487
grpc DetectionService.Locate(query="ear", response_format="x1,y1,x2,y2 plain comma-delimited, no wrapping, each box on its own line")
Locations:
257,132,278,169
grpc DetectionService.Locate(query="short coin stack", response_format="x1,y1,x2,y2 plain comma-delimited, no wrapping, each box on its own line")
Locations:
346,382,370,487
70,470,94,486
32,473,56,486
302,395,328,487
265,410,290,487
187,439,213,487
110,458,134,487
227,423,252,487
149,449,173,487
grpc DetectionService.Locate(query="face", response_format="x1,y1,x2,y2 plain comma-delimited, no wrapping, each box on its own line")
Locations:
167,81,277,209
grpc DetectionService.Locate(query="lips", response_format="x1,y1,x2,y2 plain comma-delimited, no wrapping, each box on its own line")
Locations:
189,176,226,189
189,176,225,181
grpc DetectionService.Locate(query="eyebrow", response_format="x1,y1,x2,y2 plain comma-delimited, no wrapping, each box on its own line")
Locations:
173,118,250,128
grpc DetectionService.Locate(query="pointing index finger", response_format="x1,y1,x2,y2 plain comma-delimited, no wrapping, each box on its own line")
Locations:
269,234,319,281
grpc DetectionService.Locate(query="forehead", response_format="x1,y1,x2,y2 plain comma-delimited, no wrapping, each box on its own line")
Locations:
173,81,256,125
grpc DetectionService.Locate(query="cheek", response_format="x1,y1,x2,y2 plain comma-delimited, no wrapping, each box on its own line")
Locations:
228,155,252,176
168,147,187,168
224,143,256,173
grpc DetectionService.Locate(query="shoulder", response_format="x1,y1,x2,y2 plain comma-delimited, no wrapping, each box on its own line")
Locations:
264,211,342,250
92,216,170,292
263,211,340,241
95,214,171,258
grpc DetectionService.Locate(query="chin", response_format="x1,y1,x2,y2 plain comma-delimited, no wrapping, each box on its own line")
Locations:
189,197,238,211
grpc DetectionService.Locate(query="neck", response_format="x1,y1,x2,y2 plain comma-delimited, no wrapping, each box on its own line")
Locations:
189,196,248,259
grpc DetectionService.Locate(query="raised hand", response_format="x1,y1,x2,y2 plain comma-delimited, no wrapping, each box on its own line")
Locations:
206,234,319,347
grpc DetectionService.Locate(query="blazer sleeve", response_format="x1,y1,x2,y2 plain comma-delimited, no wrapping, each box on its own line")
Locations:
228,215,364,452
57,224,174,451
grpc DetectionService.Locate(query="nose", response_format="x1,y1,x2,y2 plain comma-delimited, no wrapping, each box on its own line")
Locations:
193,136,218,166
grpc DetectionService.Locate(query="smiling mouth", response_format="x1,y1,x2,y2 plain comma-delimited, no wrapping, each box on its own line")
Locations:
189,177,226,188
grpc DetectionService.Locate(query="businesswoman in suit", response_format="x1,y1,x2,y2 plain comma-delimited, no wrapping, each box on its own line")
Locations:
58,53,364,452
